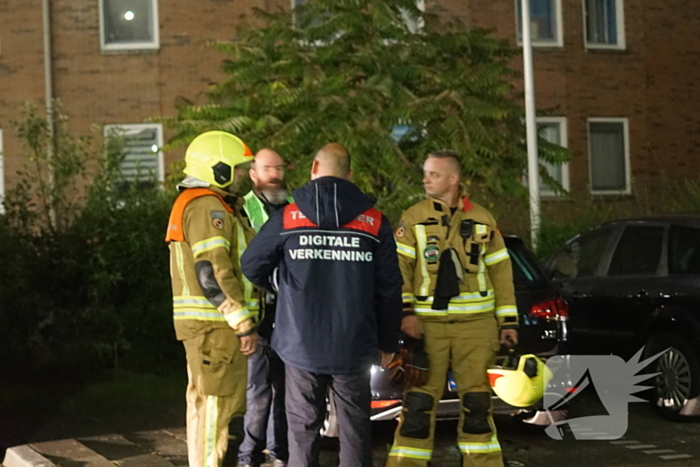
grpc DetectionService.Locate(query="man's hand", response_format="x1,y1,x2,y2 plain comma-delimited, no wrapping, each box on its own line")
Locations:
500,329,518,347
380,351,395,369
240,332,259,356
401,315,423,339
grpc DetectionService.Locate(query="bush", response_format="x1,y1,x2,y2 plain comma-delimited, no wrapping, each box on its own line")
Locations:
0,102,179,377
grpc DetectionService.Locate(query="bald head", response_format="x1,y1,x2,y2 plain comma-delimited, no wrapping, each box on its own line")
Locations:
311,143,352,180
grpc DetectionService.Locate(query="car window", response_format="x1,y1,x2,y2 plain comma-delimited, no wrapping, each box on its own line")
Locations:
607,225,664,277
549,227,612,279
507,241,545,285
668,225,700,275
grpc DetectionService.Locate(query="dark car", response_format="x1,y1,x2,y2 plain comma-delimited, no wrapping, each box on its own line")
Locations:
348,235,569,431
544,216,700,421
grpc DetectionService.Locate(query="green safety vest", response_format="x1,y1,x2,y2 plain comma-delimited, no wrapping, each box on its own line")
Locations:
243,190,293,232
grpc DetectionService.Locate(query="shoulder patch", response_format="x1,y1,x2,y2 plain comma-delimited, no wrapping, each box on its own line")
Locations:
211,211,225,220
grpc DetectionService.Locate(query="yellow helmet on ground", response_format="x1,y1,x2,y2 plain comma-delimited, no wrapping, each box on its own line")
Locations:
487,352,552,407
184,131,254,189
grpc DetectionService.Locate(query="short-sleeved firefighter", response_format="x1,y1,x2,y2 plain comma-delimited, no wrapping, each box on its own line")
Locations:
165,131,259,467
386,192,518,467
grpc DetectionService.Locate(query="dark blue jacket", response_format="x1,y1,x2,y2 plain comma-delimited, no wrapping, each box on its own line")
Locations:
240,176,403,375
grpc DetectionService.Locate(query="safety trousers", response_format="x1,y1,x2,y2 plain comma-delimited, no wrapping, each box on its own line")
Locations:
386,318,504,467
183,327,248,467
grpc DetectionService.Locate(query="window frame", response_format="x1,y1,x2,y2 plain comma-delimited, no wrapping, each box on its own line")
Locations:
583,0,626,50
515,0,564,48
536,116,569,197
98,0,160,52
103,123,165,183
588,117,631,195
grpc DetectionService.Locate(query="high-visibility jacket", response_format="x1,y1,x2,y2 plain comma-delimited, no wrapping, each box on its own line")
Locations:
166,187,260,340
243,190,293,232
395,195,518,329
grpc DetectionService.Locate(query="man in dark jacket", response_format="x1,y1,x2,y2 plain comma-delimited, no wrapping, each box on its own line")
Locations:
240,143,403,467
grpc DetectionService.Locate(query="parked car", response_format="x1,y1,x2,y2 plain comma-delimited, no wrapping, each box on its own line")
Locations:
321,235,569,437
543,216,700,421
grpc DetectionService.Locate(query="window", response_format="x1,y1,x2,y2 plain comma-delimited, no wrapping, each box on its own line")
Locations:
584,0,625,49
669,226,700,275
548,227,612,279
103,124,164,185
537,117,568,196
99,0,159,51
0,130,4,214
608,226,664,277
588,118,630,194
516,0,563,47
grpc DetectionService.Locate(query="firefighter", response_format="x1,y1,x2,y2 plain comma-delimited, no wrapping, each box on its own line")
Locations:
386,150,519,467
238,148,292,467
165,131,260,467
240,143,403,467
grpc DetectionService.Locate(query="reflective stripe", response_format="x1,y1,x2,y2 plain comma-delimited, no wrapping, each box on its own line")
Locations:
388,446,432,460
402,293,416,303
495,306,518,317
174,242,190,296
224,307,255,327
204,396,219,467
396,243,416,259
484,248,509,266
475,224,488,235
174,296,214,306
415,225,430,296
415,293,495,315
458,441,501,454
174,311,226,321
236,223,255,320
192,236,231,257
477,244,487,293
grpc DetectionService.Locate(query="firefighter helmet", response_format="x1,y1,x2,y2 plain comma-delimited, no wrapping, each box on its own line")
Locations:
183,131,253,189
487,351,552,407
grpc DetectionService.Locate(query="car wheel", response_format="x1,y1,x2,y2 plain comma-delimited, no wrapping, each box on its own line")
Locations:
648,334,700,422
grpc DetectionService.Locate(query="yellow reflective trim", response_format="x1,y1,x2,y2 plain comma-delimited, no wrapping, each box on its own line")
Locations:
396,243,416,259
174,242,190,296
388,446,432,459
192,236,231,257
458,441,501,454
224,306,254,327
477,244,487,292
484,248,509,266
204,396,219,467
475,224,488,235
174,310,226,321
236,222,255,311
415,225,430,296
402,293,416,303
495,306,518,317
415,291,495,307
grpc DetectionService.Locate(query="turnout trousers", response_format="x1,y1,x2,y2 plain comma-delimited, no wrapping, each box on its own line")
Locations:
386,318,504,467
183,327,248,467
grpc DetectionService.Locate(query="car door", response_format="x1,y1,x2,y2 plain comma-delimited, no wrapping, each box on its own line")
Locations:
589,223,666,357
546,225,618,354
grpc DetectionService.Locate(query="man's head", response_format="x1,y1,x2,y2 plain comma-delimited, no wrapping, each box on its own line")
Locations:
311,143,352,181
422,150,462,201
250,148,289,204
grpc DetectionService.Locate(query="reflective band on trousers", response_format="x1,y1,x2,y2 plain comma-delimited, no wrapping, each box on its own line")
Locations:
414,225,431,297
205,396,219,467
388,446,432,460
458,441,501,454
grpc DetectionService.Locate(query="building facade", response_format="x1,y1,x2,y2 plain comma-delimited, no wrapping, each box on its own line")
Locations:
0,0,698,204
